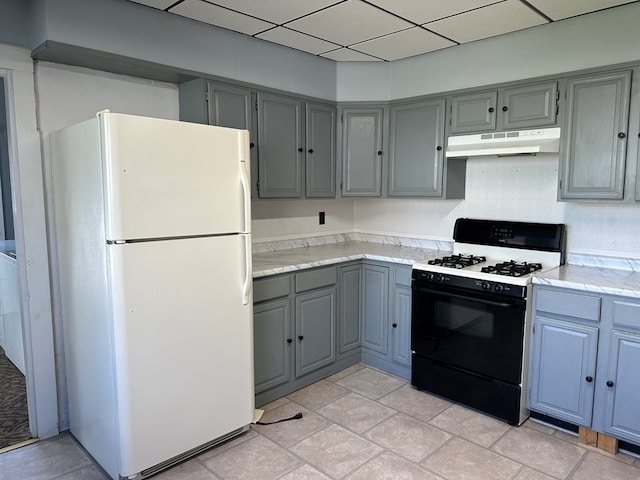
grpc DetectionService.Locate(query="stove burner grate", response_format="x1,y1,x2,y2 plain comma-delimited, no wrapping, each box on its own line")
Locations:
481,260,543,277
427,254,486,269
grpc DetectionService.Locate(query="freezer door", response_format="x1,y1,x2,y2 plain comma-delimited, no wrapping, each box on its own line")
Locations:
107,235,254,476
101,113,250,240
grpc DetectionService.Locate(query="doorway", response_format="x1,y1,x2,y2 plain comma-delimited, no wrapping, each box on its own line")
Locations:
0,76,29,450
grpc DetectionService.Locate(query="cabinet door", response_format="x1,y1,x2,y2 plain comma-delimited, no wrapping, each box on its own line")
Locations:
361,264,389,355
257,93,303,198
601,330,640,444
450,91,497,134
529,316,598,426
253,298,292,393
306,103,336,198
295,287,336,377
338,265,362,355
388,99,445,197
560,71,631,200
502,82,558,130
342,107,383,196
391,284,411,367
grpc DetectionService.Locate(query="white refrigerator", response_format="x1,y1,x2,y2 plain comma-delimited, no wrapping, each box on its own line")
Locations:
50,111,254,479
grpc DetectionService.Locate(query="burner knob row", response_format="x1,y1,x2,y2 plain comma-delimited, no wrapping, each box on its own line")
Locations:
427,273,445,283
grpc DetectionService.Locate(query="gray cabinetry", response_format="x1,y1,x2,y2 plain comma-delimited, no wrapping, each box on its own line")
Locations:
560,70,632,200
388,99,446,197
257,92,304,198
338,263,362,357
390,265,412,369
361,263,389,354
306,102,336,198
530,285,640,446
450,81,558,134
341,107,384,196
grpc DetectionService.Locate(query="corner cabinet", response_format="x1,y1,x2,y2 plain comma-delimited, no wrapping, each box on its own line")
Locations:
449,81,558,134
559,70,632,200
530,285,640,447
341,107,384,197
388,99,446,197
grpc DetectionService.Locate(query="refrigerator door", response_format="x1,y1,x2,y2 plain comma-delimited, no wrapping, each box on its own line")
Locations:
101,113,250,241
107,234,254,476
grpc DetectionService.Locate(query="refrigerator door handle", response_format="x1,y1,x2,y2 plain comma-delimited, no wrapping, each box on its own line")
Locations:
239,134,251,234
241,233,252,305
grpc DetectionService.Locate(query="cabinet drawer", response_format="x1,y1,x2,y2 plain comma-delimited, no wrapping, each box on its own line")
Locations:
535,288,601,321
295,266,337,293
254,275,291,303
612,300,640,330
395,265,412,287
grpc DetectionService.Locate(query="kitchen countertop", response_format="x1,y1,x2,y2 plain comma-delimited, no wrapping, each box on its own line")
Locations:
533,264,640,298
252,240,445,278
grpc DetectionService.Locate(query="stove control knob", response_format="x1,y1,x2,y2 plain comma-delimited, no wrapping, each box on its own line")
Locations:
494,283,504,293
435,274,445,283
481,281,491,291
427,272,436,281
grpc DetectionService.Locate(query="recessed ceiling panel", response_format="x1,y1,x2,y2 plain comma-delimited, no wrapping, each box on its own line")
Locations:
170,0,275,35
427,0,548,44
286,0,413,46
366,0,502,24
320,48,381,62
208,0,343,24
527,0,636,20
257,27,341,55
352,27,456,61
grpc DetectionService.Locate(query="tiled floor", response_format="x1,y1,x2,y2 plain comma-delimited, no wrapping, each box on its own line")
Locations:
2,364,640,480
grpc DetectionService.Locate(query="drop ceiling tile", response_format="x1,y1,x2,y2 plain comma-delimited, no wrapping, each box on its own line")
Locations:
366,0,502,24
257,27,341,55
207,0,343,24
427,0,548,44
352,27,456,61
170,0,275,35
527,0,636,21
286,0,414,46
129,0,175,9
320,48,382,62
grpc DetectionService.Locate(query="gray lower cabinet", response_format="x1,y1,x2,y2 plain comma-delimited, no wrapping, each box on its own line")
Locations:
341,107,384,196
254,297,292,393
390,265,412,369
449,81,558,134
295,285,336,377
361,263,389,354
530,285,640,446
559,70,632,200
388,99,446,197
338,263,362,357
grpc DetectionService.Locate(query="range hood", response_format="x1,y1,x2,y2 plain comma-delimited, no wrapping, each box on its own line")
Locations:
446,127,561,158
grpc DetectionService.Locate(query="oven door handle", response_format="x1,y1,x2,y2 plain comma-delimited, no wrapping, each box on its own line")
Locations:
414,286,522,308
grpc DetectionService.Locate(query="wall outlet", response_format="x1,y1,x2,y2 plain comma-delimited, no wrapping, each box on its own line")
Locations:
319,211,325,225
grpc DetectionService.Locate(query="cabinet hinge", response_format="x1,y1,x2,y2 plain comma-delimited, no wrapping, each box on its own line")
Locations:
255,100,259,111
256,181,260,191
340,114,343,123
555,89,560,115
340,181,343,191
559,179,562,189
204,90,209,102
532,323,536,335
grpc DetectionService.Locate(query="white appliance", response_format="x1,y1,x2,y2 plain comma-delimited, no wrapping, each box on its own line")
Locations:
50,111,254,479
446,127,561,157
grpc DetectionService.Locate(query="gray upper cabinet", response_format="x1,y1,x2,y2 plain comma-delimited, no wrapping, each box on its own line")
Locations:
257,92,304,198
449,81,558,134
305,102,336,198
560,70,632,200
342,107,384,197
388,99,445,197
450,91,497,134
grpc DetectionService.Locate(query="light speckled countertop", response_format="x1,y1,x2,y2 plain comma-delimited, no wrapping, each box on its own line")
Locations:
533,265,640,298
252,240,444,278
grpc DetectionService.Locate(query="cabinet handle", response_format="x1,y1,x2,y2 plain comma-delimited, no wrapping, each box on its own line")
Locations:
298,335,304,341
606,380,614,387
298,147,304,152
618,132,626,139
250,142,255,149
488,107,495,113
392,323,398,328
502,106,508,112
308,148,314,153
377,150,383,156
436,146,442,151
585,376,593,383
286,338,292,344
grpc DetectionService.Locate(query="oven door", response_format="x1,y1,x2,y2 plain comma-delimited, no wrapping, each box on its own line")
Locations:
411,279,526,385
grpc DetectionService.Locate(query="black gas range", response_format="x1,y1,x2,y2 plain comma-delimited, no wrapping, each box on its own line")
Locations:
411,218,566,425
